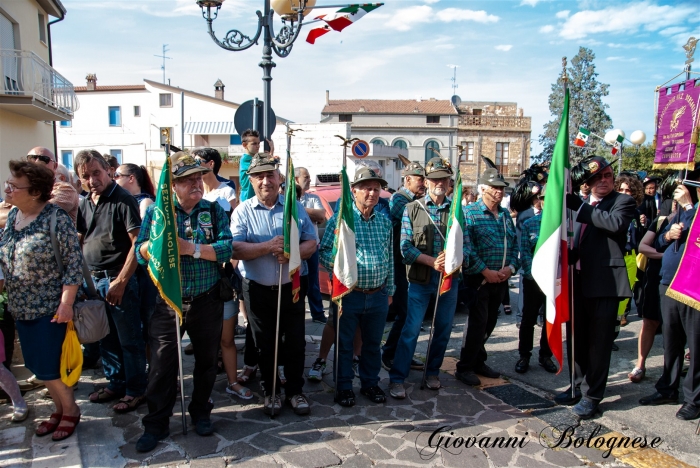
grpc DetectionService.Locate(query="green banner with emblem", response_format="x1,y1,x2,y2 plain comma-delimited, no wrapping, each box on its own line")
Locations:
147,157,183,321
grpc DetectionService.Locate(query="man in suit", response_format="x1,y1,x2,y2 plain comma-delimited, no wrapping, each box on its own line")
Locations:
638,176,661,228
558,156,637,419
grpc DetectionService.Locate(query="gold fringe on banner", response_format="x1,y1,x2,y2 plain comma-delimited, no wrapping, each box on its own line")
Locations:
666,287,700,312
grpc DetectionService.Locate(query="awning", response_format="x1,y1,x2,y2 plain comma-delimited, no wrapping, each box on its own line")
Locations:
184,121,236,135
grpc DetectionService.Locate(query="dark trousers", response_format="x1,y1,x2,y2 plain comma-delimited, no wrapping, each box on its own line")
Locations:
0,313,15,369
655,285,700,405
243,277,307,397
457,281,507,373
382,258,409,360
142,289,223,434
564,273,619,401
306,248,325,319
518,277,552,360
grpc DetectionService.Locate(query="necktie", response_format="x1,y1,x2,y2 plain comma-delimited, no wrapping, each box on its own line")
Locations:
579,201,599,245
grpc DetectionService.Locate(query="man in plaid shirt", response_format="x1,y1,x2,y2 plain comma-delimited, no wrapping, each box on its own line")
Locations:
135,152,232,451
388,157,470,398
320,167,395,407
455,168,519,387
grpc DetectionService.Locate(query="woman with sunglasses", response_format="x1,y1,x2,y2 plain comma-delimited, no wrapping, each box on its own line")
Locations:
0,161,83,440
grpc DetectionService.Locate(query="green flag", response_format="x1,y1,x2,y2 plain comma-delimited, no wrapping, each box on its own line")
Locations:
147,157,183,321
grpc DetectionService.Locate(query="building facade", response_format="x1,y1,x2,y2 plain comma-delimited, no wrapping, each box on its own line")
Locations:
0,0,76,179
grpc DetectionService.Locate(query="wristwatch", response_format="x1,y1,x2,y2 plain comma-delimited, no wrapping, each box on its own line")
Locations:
684,204,694,211
508,264,516,275
193,243,201,259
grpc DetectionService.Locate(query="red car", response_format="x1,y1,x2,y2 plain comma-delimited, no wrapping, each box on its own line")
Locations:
309,186,392,295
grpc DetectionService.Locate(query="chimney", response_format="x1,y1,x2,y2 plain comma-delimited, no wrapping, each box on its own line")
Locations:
214,79,225,100
86,74,97,91
325,90,329,105
517,107,524,117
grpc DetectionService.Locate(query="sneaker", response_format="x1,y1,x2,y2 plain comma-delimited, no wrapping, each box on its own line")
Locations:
263,394,283,415
352,357,360,378
287,394,311,415
312,315,328,324
381,354,393,371
308,358,326,381
389,382,406,399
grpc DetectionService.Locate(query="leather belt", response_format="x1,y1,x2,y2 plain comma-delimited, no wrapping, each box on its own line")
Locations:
247,279,279,291
182,283,219,304
90,269,121,279
354,286,383,294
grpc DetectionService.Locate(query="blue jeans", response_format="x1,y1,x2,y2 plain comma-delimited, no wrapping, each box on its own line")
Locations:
93,274,148,396
306,247,325,319
337,287,389,391
389,270,458,383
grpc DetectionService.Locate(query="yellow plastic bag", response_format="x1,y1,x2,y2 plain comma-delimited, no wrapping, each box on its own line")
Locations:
60,321,83,387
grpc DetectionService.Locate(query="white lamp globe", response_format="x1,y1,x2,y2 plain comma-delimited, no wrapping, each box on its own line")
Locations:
630,130,646,145
271,0,316,18
604,129,625,145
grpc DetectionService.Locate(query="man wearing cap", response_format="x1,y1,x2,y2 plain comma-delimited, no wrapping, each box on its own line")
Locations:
515,185,557,374
382,161,425,371
639,176,661,228
559,156,637,419
455,167,519,387
639,168,700,420
75,150,146,411
230,154,317,416
133,152,232,450
319,166,395,406
388,157,470,397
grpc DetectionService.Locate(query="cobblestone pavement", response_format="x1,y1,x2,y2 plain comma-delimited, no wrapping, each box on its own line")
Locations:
1,289,698,467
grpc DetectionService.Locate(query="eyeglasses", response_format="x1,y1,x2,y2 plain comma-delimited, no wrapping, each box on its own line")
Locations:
184,217,193,239
4,182,31,192
113,172,129,179
27,154,52,164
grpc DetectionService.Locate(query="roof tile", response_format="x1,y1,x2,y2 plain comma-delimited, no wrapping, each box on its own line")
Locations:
322,99,458,115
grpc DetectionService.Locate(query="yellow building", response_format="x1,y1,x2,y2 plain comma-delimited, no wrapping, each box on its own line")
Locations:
0,0,75,178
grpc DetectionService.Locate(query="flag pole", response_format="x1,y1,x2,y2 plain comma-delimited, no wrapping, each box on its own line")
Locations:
162,129,188,435
420,281,442,390
336,138,349,391
562,58,576,400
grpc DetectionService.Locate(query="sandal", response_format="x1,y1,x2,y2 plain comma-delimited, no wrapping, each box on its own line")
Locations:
35,412,62,436
334,389,356,407
628,367,645,383
89,387,123,403
52,413,80,442
113,395,146,413
360,385,387,403
225,382,253,400
236,365,258,384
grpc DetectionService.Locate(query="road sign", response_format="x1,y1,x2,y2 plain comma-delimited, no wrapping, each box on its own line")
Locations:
352,140,370,158
234,99,277,142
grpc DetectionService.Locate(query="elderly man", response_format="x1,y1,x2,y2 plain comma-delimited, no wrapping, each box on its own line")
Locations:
295,166,327,324
389,158,470,397
74,150,146,412
230,154,317,416
27,147,79,224
134,152,233,451
382,161,425,371
455,168,519,387
319,167,395,406
639,168,700,420
559,156,637,419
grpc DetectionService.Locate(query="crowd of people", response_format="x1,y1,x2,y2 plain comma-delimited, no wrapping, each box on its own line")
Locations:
0,133,697,452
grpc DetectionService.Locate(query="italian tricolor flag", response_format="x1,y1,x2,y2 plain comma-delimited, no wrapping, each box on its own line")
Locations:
610,134,624,156
532,88,571,373
306,4,383,44
440,169,464,295
331,166,358,304
283,157,301,302
574,127,589,147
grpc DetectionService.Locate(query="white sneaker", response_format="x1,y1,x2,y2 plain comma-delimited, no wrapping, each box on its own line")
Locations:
308,358,326,381
287,394,310,415
263,394,283,415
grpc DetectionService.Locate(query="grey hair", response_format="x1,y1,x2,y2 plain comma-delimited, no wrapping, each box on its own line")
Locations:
477,184,489,196
55,163,71,182
294,166,307,178
74,149,109,176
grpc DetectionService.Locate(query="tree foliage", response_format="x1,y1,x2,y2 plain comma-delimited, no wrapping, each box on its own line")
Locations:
538,47,613,163
620,143,657,174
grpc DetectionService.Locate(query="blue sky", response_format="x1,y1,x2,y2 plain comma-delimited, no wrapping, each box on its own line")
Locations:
53,0,699,154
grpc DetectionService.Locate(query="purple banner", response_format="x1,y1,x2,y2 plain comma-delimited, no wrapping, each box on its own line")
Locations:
667,208,700,311
654,79,700,169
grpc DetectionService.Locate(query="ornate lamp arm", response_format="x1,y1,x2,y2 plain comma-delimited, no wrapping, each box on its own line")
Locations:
268,10,305,55
204,10,265,52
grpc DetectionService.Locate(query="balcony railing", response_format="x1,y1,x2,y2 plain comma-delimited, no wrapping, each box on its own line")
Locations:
0,49,78,116
458,115,531,129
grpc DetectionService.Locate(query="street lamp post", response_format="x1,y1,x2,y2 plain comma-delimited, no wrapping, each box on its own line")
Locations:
197,0,313,147
604,128,646,175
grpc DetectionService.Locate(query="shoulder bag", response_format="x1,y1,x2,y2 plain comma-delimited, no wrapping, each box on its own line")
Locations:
50,208,110,344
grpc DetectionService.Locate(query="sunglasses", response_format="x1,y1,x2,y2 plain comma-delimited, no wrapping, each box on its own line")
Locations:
27,154,52,164
113,172,130,179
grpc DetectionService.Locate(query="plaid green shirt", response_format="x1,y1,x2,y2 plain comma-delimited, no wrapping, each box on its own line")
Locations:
400,195,470,266
519,213,541,278
463,199,519,275
136,199,233,297
389,187,417,227
320,203,395,295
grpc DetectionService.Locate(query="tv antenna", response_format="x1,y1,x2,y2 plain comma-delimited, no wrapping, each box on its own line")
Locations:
447,64,459,96
154,44,172,84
